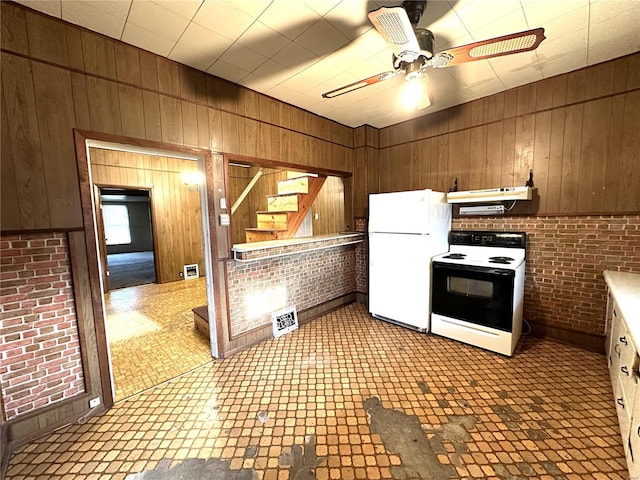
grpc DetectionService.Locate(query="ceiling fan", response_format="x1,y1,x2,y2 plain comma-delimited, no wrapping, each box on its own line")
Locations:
322,1,546,109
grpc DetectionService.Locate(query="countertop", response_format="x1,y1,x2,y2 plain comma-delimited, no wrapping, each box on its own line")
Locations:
232,232,363,252
604,270,640,338
231,232,365,262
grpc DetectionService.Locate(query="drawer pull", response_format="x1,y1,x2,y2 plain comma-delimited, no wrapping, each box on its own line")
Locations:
637,425,640,438
622,365,630,376
617,398,625,408
620,336,628,346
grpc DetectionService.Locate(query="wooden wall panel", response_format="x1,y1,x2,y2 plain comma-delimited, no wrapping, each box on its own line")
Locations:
32,62,82,227
559,104,584,213
90,149,203,283
312,176,345,235
375,52,640,215
1,53,50,229
618,91,640,211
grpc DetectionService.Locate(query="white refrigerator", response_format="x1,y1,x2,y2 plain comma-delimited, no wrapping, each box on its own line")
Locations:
368,189,451,332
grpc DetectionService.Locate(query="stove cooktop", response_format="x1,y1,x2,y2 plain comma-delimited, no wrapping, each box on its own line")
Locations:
432,230,527,270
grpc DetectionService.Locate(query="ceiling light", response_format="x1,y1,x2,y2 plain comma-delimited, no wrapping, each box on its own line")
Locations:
401,74,431,110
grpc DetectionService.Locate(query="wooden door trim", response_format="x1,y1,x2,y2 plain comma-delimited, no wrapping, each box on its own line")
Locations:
73,129,221,407
93,185,110,293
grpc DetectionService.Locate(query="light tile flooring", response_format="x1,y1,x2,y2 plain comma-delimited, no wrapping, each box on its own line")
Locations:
6,302,628,479
104,277,210,401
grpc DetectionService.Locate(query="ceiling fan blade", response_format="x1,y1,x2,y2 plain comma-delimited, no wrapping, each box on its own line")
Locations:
322,71,399,99
433,27,546,68
367,6,421,60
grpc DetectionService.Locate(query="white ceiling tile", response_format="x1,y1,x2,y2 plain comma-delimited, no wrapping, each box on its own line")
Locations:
587,1,640,65
264,84,300,102
121,22,178,56
257,0,319,40
237,22,291,58
466,9,530,42
295,18,351,57
240,59,296,90
225,0,272,18
536,27,588,78
127,1,191,39
192,1,255,40
208,59,250,83
491,52,544,89
324,0,372,40
151,0,203,20
521,0,586,27
302,0,342,16
168,22,231,71
61,1,130,39
453,0,523,33
271,42,318,69
15,0,62,17
219,43,268,72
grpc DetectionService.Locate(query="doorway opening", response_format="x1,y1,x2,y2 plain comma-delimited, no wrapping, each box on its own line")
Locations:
100,187,157,290
85,139,217,403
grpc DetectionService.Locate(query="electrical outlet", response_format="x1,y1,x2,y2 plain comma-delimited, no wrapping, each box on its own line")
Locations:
89,397,100,408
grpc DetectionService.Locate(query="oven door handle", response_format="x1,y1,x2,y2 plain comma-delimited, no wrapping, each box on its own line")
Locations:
433,262,514,276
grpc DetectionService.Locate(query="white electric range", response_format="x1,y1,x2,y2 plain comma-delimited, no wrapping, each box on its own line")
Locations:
430,231,526,356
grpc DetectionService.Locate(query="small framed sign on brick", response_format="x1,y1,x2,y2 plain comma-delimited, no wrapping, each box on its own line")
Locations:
271,306,298,338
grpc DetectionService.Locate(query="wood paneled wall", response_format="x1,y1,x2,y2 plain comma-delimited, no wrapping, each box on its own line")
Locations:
0,2,355,233
312,176,346,234
229,166,346,244
90,148,203,283
229,166,286,245
374,53,640,215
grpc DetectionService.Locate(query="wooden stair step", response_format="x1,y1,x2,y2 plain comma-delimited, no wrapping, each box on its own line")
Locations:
245,228,287,243
256,212,289,230
277,175,310,195
266,193,300,212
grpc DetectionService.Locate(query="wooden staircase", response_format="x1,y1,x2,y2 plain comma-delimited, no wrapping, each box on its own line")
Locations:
245,174,326,243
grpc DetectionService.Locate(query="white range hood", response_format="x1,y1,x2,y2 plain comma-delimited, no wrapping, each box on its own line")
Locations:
447,186,533,203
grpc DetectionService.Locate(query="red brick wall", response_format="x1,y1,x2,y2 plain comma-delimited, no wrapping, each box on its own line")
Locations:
0,233,85,420
227,245,357,336
355,217,367,294
452,215,640,336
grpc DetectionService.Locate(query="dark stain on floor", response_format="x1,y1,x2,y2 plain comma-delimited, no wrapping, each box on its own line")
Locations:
279,434,324,480
364,396,459,479
125,458,258,479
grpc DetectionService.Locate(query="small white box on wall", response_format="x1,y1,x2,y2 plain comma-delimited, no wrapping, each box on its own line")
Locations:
183,264,199,280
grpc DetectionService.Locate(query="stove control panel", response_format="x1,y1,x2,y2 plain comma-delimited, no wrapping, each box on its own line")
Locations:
449,231,526,248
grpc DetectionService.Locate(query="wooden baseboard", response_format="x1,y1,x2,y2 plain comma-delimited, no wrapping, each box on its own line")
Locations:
4,394,105,455
528,321,605,354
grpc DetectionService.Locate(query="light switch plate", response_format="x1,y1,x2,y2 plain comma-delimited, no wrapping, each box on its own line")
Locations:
220,198,227,209
219,213,230,226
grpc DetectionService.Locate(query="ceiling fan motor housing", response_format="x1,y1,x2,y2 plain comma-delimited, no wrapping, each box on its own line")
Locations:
403,0,427,25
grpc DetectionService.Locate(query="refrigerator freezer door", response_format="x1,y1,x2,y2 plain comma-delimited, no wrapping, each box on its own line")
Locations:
369,190,432,234
368,232,433,331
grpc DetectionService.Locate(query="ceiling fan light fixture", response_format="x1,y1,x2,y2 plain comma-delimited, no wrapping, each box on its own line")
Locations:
401,74,431,110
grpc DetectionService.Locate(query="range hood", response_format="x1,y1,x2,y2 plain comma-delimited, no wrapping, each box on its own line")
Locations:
447,186,532,203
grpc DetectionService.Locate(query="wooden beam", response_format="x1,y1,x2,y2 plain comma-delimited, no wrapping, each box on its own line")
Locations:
231,167,263,215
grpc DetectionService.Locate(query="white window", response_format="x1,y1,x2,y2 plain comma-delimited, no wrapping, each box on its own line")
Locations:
103,204,131,245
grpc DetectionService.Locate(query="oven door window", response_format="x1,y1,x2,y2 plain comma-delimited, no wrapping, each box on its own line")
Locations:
432,262,515,331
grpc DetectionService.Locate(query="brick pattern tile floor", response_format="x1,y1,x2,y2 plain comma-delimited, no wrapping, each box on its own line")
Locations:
5,302,628,479
105,277,210,401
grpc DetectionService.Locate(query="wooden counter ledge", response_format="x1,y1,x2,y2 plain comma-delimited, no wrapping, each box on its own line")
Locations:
231,232,365,262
